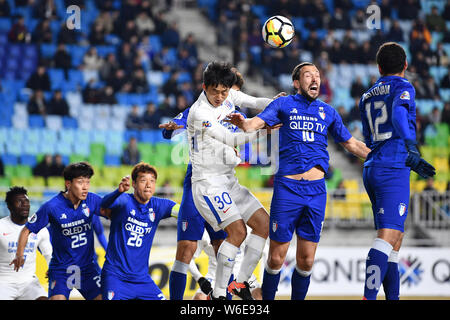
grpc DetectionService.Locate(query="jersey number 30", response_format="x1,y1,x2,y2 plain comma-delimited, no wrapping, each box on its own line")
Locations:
365,101,392,142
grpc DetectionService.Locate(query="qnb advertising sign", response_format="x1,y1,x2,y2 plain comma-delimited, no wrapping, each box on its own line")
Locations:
278,247,450,296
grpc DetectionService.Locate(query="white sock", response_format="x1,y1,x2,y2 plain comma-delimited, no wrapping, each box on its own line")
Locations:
172,260,189,275
236,233,266,283
214,240,239,298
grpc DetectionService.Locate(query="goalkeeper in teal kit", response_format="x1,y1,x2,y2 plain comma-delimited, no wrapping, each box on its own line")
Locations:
359,42,435,300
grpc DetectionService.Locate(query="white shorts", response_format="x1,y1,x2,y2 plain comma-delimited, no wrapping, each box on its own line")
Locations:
0,276,47,300
192,174,264,232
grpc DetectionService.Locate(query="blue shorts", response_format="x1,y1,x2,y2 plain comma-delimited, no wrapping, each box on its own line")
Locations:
48,263,101,300
101,270,165,300
363,166,410,232
177,175,227,242
269,177,327,243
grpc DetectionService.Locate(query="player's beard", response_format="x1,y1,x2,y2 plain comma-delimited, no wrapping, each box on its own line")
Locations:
299,85,319,102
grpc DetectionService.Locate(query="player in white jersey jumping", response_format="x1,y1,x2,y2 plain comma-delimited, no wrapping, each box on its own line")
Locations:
187,61,274,300
0,187,52,300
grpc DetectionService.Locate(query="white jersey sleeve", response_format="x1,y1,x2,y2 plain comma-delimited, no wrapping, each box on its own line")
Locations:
228,89,272,110
37,227,52,266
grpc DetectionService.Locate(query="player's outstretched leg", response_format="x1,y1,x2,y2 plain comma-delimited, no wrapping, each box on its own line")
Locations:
228,208,268,300
363,238,392,300
262,239,290,300
169,240,197,300
382,250,400,300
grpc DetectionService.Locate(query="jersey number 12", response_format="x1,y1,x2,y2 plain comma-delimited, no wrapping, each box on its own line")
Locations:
365,101,392,142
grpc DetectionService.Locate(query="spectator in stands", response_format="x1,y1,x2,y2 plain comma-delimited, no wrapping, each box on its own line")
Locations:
121,137,140,166
329,7,351,30
156,180,175,198
135,11,155,37
435,43,449,67
444,1,450,20
180,33,198,60
332,180,346,200
424,76,440,100
442,102,450,125
26,65,51,91
398,0,421,20
100,53,120,82
0,157,4,177
130,68,149,93
161,71,181,97
107,69,129,93
120,20,139,42
351,9,366,30
412,79,428,100
179,81,195,106
47,90,69,116
27,90,47,116
350,77,366,99
125,105,142,130
428,106,441,125
83,47,103,71
89,22,106,45
0,0,10,17
8,15,29,43
426,5,446,32
32,18,53,43
33,0,57,20
57,21,77,44
387,21,405,42
33,154,53,181
117,42,135,75
50,154,65,177
53,43,72,78
161,21,180,48
441,71,450,89
141,102,162,129
82,79,101,103
98,86,118,105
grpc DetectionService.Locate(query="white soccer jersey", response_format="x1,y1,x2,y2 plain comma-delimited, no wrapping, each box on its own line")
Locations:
0,216,52,283
187,89,271,181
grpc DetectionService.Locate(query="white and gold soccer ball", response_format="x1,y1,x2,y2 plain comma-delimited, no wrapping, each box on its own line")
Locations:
261,15,295,48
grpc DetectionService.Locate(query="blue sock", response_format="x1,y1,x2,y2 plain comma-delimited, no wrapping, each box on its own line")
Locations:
262,267,281,300
364,238,393,300
383,251,400,300
291,266,311,300
169,260,189,300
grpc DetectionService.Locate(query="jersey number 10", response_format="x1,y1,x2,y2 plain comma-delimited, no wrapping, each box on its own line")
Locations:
365,101,392,142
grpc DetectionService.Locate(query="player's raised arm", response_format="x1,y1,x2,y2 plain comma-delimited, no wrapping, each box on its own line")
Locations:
100,175,130,214
10,226,31,271
340,136,371,160
225,113,267,132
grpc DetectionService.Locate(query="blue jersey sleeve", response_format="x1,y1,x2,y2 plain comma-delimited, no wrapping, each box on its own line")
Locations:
156,198,176,220
26,202,50,234
392,83,415,111
88,192,103,216
257,98,282,127
359,97,372,145
162,107,190,139
329,108,352,143
92,214,108,250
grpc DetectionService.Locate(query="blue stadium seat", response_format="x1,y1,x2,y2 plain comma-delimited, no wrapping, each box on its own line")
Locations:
40,43,57,58
104,154,121,166
140,130,157,144
1,154,18,166
28,115,45,128
20,154,37,167
62,116,78,129
0,18,11,32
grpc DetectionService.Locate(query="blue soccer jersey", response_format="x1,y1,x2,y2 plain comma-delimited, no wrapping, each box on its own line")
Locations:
26,192,102,271
359,75,416,168
257,94,352,176
102,192,175,281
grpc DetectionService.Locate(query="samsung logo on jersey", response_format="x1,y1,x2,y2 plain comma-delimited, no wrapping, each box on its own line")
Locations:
362,84,390,100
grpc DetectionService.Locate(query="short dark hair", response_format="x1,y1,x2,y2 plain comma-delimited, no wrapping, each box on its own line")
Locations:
231,67,244,90
5,186,27,207
203,61,236,89
131,162,158,181
291,62,316,82
63,162,94,181
376,42,406,75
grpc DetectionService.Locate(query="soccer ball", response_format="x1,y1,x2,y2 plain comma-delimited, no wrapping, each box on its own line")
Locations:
262,15,295,48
